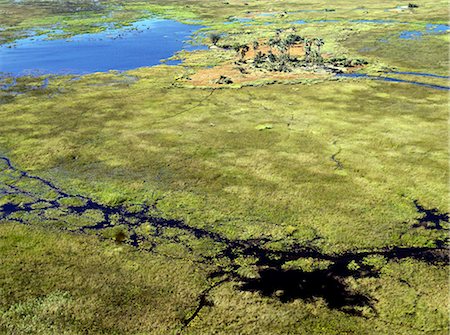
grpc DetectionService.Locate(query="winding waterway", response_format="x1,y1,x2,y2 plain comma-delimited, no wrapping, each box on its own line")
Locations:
1,155,448,318
0,9,449,328
337,73,450,90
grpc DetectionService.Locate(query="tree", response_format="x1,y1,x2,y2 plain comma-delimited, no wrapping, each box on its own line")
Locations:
304,38,312,64
275,39,288,55
267,51,276,63
284,34,303,58
285,34,303,45
311,50,323,65
233,29,329,72
277,54,291,72
240,45,250,60
313,38,324,55
253,51,265,66
268,36,280,52
233,43,242,55
208,33,221,46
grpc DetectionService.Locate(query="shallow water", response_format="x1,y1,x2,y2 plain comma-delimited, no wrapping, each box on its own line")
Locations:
426,24,450,33
1,154,447,315
337,73,450,90
292,19,397,25
389,71,450,79
399,30,422,39
399,23,449,39
224,17,253,25
350,19,397,24
0,18,206,76
257,12,278,17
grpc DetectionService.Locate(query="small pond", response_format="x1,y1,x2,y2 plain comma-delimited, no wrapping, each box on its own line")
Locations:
400,24,449,39
0,18,206,76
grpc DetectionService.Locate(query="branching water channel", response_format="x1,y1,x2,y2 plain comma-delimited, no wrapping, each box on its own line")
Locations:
0,156,448,326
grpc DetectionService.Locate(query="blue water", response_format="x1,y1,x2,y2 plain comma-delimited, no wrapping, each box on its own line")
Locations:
426,24,450,33
350,19,397,24
316,20,341,23
400,23,449,39
257,12,278,17
337,73,450,90
292,19,398,25
389,71,450,79
399,30,422,39
292,20,307,24
224,17,253,25
288,9,334,13
0,18,206,76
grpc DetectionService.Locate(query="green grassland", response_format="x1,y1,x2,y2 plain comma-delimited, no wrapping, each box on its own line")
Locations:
1,224,447,334
0,223,210,334
1,69,448,250
0,0,449,334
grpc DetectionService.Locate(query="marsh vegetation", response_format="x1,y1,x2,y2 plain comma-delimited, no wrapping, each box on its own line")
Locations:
0,0,449,334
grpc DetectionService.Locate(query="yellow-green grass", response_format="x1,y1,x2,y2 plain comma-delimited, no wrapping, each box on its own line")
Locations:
1,0,449,45
0,223,448,334
0,223,211,334
186,258,449,335
1,66,447,253
342,28,449,75
0,1,449,333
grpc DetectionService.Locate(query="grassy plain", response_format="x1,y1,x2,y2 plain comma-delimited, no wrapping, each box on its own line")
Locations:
0,223,209,334
0,0,449,334
1,69,448,249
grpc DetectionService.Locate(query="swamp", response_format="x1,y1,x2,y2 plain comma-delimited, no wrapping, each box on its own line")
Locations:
0,0,449,334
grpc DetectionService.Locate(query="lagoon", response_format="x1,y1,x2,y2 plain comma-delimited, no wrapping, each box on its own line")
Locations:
0,18,205,76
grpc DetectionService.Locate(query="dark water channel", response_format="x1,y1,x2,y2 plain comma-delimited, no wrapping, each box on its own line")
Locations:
337,73,450,90
0,156,448,318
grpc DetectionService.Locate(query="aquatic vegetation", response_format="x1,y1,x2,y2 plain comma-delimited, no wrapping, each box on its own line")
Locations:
1,155,448,329
0,0,449,333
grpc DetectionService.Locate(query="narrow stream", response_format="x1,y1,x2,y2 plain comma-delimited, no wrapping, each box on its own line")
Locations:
337,73,450,90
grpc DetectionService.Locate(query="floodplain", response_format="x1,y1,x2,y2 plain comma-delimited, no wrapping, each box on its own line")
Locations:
0,0,449,334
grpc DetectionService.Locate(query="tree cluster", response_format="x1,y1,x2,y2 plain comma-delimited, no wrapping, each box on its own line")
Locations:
234,30,325,72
